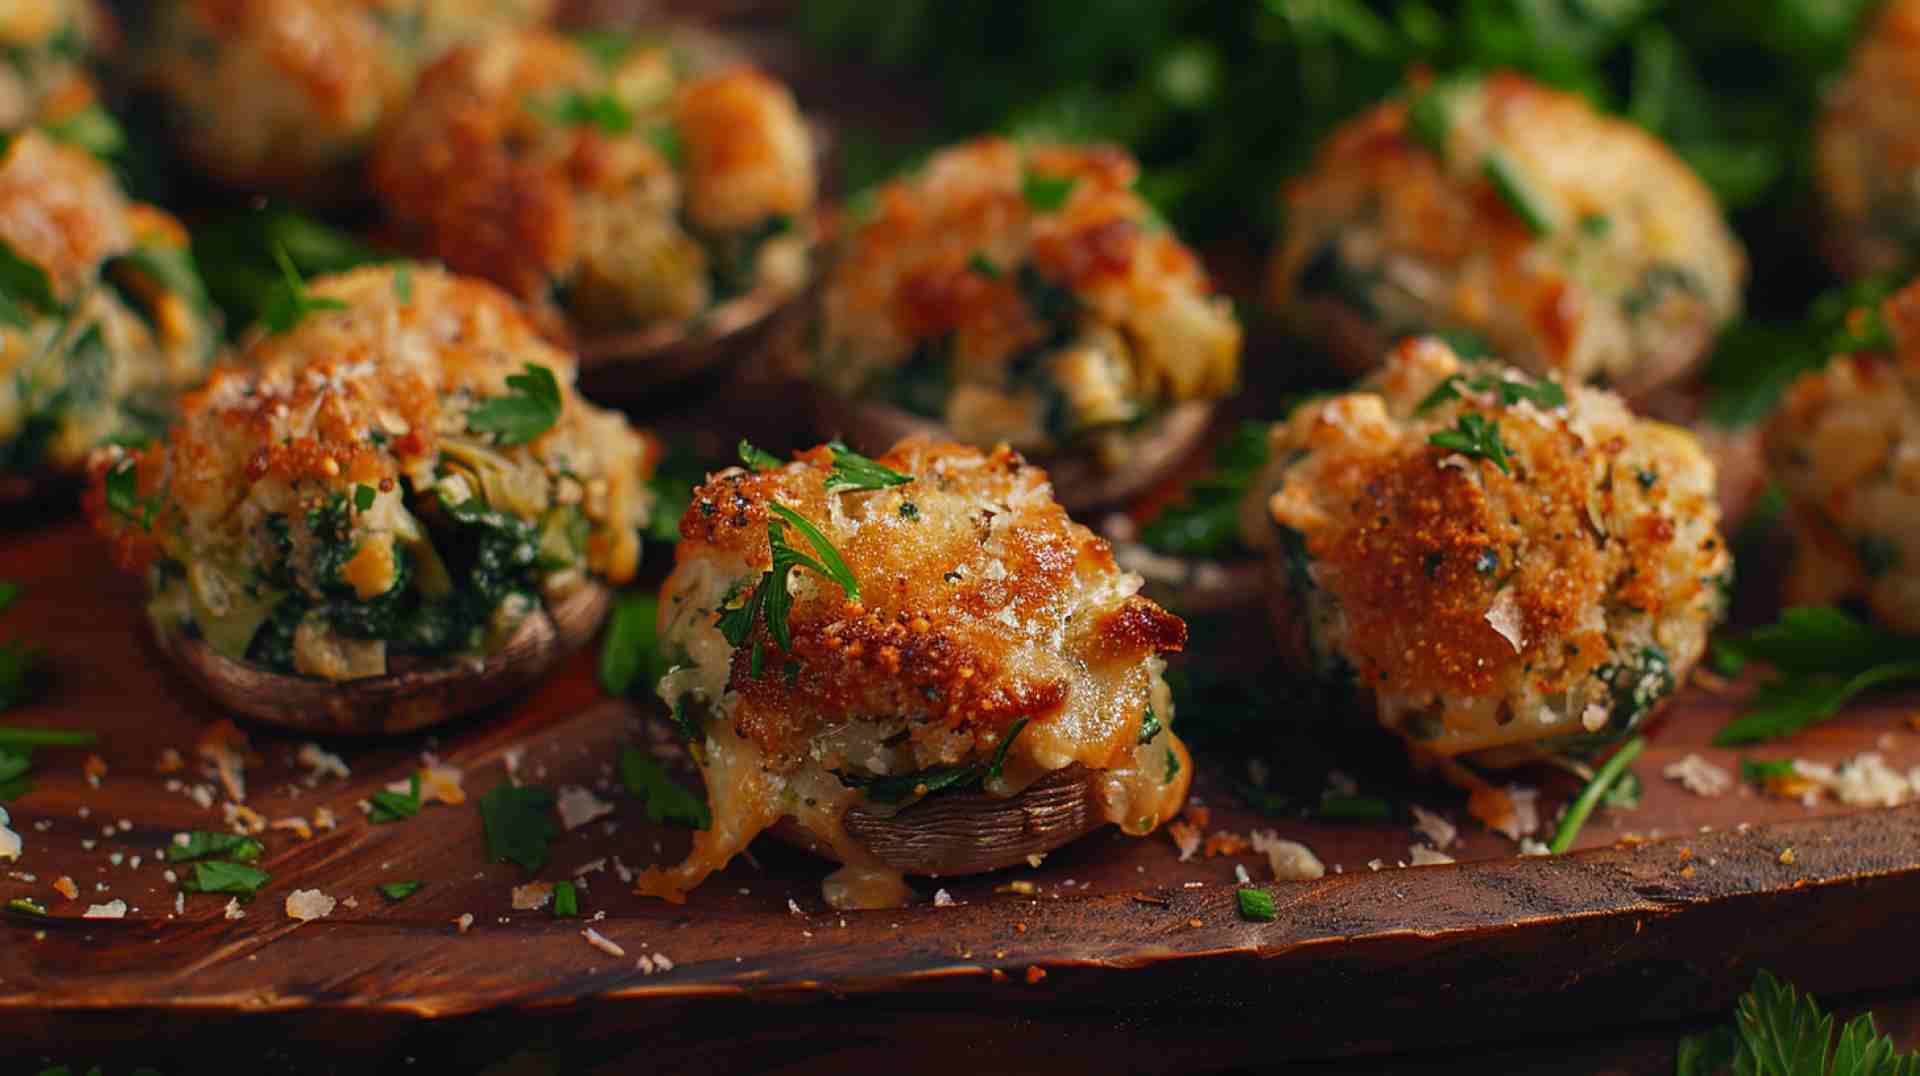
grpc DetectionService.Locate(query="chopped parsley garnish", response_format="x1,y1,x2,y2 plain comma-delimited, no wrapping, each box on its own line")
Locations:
0,236,57,317
1236,887,1277,922
1740,758,1798,787
1406,74,1475,154
824,441,913,492
180,860,271,897
552,879,579,918
165,832,264,864
1163,745,1181,783
262,244,348,335
1021,170,1077,211
392,264,413,303
104,457,158,530
1138,705,1163,745
466,363,561,446
598,592,663,698
646,124,684,166
6,897,46,917
967,252,1002,279
1482,149,1556,235
479,782,558,872
1579,212,1612,238
1712,606,1920,746
532,89,634,134
570,28,636,69
619,745,711,829
738,439,784,472
1416,370,1566,414
377,880,425,902
1547,735,1645,853
41,104,126,159
835,718,1031,805
367,774,423,824
354,484,378,512
716,503,860,652
1427,413,1512,473
1138,420,1271,558
1677,970,1920,1076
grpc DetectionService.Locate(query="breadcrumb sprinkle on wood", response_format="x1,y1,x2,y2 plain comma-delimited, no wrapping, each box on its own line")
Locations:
286,889,336,922
1662,753,1733,797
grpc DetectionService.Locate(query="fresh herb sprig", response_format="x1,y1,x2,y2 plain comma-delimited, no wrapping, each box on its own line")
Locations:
824,441,913,492
532,89,635,134
1021,170,1076,211
1547,735,1646,854
1428,413,1512,474
261,244,348,335
467,363,562,446
179,860,271,897
1416,370,1566,414
715,503,860,653
738,439,785,472
1712,607,1920,746
1677,970,1920,1076
103,458,158,531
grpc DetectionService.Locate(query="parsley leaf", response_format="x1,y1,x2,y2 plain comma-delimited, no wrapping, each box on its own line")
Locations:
166,832,264,864
261,244,348,334
967,252,1002,279
479,782,558,872
0,236,56,315
377,880,424,902
367,773,423,824
552,879,579,917
598,592,663,698
1482,148,1556,235
1677,970,1920,1076
532,89,634,134
824,441,913,492
619,745,711,829
1236,887,1276,922
1138,705,1163,745
392,264,413,303
1138,421,1271,557
41,104,125,159
1742,758,1799,788
1428,413,1511,473
180,860,271,897
354,484,377,512
767,503,860,602
1021,170,1077,211
738,439,784,472
1407,74,1477,154
1713,607,1920,745
646,124,684,166
466,363,562,446
835,718,1031,805
1548,735,1645,853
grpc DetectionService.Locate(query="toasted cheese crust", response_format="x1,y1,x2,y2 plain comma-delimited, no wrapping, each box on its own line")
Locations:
143,0,553,196
0,132,216,475
371,27,814,337
1259,337,1729,759
90,265,654,681
643,440,1189,904
1271,71,1743,396
816,137,1240,465
1767,278,1920,631
1816,0,1920,275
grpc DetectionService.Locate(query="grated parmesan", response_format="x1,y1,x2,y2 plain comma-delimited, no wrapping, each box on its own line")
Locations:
286,889,336,922
1410,805,1457,849
84,900,127,919
556,786,614,831
1250,830,1325,881
0,806,20,861
582,927,625,958
1663,753,1733,797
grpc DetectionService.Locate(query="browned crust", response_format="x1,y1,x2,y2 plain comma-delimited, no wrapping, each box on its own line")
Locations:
766,763,1107,875
155,582,610,735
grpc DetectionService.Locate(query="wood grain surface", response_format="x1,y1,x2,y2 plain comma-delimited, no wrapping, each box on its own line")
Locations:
4,512,1920,1072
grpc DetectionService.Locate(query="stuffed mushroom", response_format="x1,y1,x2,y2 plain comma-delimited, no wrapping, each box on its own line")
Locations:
1766,276,1920,631
1270,71,1744,400
142,0,554,197
812,137,1241,511
1,130,217,496
637,439,1190,908
1816,0,1920,275
89,264,656,733
1253,336,1730,769
370,26,815,372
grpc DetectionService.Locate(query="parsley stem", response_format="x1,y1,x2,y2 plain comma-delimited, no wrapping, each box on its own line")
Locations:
0,727,97,749
1548,735,1645,854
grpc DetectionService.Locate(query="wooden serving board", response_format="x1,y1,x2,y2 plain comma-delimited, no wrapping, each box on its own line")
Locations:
4,514,1920,1072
